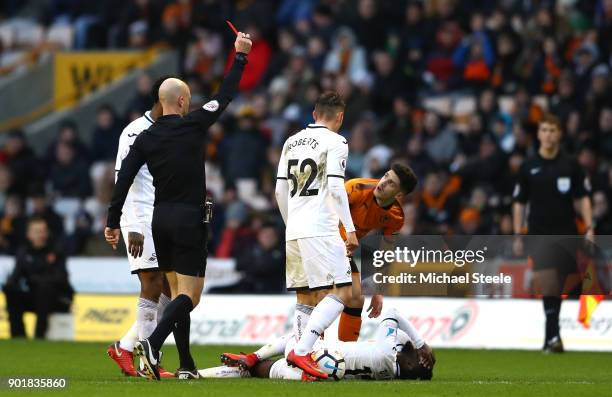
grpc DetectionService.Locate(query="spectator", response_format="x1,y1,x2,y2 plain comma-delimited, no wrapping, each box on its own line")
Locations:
346,121,371,179
126,73,153,117
90,104,122,163
456,207,482,235
28,187,65,242
404,134,435,182
2,217,73,339
265,29,297,82
277,0,314,27
234,223,285,294
323,26,367,84
349,0,387,53
0,130,41,198
597,106,612,158
111,0,163,48
584,64,611,128
221,106,268,184
423,111,458,165
378,95,412,147
418,171,461,233
310,4,336,44
45,120,91,166
0,195,26,254
370,51,407,116
160,0,192,58
452,12,495,88
335,74,369,131
49,142,91,199
184,28,223,82
307,35,328,74
426,21,462,91
593,190,612,235
0,165,14,209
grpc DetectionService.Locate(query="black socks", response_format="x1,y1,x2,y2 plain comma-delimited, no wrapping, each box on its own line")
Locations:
147,294,193,353
543,296,562,342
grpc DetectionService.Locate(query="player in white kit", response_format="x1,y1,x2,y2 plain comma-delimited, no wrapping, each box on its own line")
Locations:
273,92,359,379
207,308,435,381
106,76,174,378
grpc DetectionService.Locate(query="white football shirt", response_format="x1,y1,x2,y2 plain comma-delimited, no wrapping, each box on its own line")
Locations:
114,111,155,233
277,123,348,241
327,329,409,380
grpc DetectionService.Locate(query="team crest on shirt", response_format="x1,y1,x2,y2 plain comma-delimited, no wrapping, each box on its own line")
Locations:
203,100,219,112
557,177,571,193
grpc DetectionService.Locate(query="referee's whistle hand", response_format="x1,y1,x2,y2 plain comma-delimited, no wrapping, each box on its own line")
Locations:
128,232,144,258
104,227,120,250
234,32,252,54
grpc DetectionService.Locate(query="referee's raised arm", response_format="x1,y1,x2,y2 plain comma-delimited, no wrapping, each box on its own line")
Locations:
186,33,252,129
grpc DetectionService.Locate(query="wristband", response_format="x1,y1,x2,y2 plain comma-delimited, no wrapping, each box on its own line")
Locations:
235,52,248,64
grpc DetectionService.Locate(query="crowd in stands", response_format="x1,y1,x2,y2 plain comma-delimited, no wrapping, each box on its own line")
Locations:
1,1,612,293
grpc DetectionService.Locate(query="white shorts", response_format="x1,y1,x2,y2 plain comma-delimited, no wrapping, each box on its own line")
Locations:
121,226,159,274
285,235,352,291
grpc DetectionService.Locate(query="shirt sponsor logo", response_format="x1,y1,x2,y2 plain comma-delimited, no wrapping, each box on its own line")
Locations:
557,177,571,193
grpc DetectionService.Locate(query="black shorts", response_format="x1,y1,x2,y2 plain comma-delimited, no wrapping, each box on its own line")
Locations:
528,236,580,274
152,203,208,277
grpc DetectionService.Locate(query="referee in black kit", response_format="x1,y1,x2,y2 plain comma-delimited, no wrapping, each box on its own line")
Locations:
104,32,252,379
512,113,593,353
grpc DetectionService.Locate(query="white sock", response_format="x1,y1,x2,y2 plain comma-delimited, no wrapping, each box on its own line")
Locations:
254,333,292,360
293,304,313,342
157,293,171,322
294,295,344,355
119,322,138,352
198,365,250,378
269,360,303,380
137,298,158,340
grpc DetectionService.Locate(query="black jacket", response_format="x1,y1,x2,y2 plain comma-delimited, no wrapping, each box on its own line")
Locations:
107,53,247,228
4,243,74,298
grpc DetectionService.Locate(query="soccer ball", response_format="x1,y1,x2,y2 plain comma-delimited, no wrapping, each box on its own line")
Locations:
312,349,346,380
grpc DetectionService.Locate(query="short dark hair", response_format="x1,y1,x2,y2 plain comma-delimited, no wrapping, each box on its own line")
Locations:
391,163,418,194
27,215,48,228
151,75,176,104
539,113,562,130
396,342,434,380
314,91,345,120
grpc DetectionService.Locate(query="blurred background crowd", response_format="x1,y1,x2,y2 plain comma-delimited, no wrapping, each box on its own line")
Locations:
0,0,611,277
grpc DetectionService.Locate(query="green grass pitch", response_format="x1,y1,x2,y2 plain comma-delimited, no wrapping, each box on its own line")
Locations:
0,340,610,397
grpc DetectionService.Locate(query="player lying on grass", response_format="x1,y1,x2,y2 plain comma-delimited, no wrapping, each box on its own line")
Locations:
203,308,434,381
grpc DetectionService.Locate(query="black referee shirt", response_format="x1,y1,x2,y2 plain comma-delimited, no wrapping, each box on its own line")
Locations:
513,151,590,234
106,54,248,229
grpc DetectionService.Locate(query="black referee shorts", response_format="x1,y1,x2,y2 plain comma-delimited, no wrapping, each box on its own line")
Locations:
528,236,580,274
152,203,208,277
